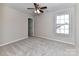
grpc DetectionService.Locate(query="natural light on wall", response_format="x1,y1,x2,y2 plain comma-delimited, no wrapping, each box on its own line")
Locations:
56,14,69,34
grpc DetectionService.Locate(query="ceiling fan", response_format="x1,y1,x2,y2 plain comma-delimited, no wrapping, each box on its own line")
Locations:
27,3,47,14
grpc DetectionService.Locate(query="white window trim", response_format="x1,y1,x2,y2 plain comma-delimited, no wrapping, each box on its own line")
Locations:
53,7,75,38
56,14,70,34
52,6,76,45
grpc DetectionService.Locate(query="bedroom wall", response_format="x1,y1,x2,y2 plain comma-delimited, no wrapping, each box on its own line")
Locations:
34,4,76,45
0,4,29,45
76,4,79,50
0,4,3,44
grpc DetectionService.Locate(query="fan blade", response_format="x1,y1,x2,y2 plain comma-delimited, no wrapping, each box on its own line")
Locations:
27,8,34,9
34,3,37,6
34,3,38,8
40,6,47,9
39,10,44,13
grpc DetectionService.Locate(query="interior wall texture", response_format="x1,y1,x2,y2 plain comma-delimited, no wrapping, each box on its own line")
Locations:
0,4,3,44
76,4,79,49
34,4,76,45
0,4,29,45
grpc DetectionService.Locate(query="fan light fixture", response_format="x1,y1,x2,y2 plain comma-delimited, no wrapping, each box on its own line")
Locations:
37,9,40,14
34,10,37,13
34,9,40,14
27,3,47,14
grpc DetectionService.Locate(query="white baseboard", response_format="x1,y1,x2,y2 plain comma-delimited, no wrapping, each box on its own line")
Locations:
0,37,28,47
35,36,75,45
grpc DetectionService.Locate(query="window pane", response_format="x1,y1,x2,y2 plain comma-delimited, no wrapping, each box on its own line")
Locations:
65,25,69,30
61,15,64,19
60,29,64,33
65,15,69,19
65,19,69,24
56,29,60,33
56,25,63,29
65,30,69,34
60,20,65,24
57,16,60,19
57,19,61,24
60,26,64,29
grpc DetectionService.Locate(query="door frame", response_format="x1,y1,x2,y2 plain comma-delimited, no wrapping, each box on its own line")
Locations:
28,18,34,36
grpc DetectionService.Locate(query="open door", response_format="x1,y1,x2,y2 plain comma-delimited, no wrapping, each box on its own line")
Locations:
28,18,33,37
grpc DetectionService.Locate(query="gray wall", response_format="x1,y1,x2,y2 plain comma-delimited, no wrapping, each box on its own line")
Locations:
0,4,3,44
76,4,79,52
0,4,29,45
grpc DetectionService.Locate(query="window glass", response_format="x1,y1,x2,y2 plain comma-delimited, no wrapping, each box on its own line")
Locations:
56,14,69,34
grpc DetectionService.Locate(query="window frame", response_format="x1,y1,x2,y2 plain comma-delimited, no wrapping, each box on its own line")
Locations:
53,8,72,37
56,14,70,35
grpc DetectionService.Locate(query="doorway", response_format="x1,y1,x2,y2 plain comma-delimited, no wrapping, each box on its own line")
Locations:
28,18,33,37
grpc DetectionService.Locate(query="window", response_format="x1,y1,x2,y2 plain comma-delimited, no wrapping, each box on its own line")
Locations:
56,14,69,34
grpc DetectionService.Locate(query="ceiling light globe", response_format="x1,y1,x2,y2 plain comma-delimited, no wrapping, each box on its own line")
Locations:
34,10,37,13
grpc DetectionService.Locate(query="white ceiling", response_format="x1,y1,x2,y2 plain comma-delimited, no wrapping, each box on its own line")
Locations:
5,3,75,14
